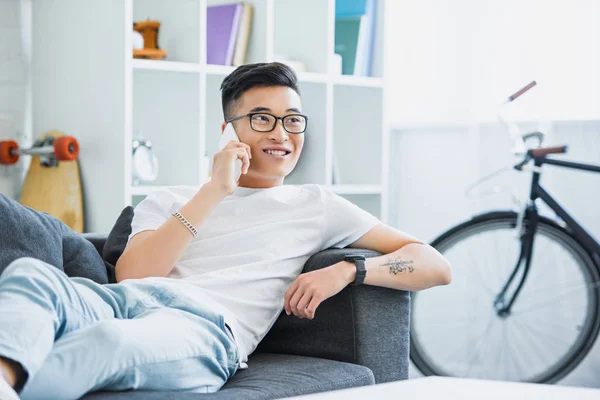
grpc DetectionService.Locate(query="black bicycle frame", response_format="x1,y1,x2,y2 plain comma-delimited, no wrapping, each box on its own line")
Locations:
494,156,600,316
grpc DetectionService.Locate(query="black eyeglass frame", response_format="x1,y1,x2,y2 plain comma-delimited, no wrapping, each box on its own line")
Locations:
226,112,309,134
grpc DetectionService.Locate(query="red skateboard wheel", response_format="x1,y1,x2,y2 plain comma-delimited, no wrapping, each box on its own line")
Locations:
54,136,79,161
0,140,19,165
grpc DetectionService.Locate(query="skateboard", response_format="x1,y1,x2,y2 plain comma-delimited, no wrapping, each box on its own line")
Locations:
0,130,84,233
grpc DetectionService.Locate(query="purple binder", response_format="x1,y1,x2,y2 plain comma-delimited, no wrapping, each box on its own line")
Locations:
207,3,243,66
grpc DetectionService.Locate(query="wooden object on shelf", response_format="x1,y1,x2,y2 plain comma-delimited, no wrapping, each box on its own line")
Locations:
133,20,167,60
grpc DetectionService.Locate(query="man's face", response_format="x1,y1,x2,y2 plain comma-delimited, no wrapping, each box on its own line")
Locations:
222,85,305,188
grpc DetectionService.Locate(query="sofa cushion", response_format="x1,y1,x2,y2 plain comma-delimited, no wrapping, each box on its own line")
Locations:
102,206,134,283
83,353,374,399
0,194,109,283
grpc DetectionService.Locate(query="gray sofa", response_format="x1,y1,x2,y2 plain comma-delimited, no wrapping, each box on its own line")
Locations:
80,233,411,400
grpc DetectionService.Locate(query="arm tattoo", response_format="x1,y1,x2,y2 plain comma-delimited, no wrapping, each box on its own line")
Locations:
383,257,415,275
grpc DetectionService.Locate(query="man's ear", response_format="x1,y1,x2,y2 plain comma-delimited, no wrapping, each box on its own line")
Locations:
221,122,227,133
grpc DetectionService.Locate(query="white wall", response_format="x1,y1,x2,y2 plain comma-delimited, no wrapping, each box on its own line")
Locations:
386,0,600,125
0,0,30,199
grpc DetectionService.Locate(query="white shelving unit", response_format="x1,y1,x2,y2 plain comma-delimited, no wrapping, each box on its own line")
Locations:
30,0,388,232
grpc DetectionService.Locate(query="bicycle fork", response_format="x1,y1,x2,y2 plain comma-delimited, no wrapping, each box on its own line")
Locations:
494,203,540,318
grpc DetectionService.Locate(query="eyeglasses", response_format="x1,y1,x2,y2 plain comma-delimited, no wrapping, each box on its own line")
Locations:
226,112,308,134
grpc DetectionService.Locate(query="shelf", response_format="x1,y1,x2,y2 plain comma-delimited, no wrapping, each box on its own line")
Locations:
328,185,383,195
297,72,329,84
333,75,383,88
205,64,236,76
132,61,332,85
132,59,201,73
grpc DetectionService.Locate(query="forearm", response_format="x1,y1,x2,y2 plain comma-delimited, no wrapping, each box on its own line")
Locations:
116,181,227,281
338,243,452,291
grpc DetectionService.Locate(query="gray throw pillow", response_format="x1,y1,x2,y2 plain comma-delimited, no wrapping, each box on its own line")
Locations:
0,194,109,284
102,206,134,283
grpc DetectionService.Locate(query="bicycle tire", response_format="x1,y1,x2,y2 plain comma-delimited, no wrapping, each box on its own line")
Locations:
410,211,600,383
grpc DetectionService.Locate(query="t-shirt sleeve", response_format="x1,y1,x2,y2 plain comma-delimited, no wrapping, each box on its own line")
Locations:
320,186,381,250
128,189,173,242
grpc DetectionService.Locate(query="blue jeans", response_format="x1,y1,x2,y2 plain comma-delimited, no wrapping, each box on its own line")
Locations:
0,257,239,400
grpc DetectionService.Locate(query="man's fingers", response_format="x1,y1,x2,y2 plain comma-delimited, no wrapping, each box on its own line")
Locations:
235,149,250,174
289,286,305,317
284,281,299,315
227,141,252,159
296,291,313,318
306,296,322,320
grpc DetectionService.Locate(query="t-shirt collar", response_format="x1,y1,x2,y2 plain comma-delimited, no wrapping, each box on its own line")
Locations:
231,186,267,197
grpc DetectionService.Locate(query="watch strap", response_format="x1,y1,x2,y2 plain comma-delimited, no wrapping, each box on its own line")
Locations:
345,255,367,286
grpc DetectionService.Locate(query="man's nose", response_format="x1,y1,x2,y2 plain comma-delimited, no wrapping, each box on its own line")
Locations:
268,119,289,141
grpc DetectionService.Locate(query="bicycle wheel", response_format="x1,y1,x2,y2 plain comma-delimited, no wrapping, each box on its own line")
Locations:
411,211,600,383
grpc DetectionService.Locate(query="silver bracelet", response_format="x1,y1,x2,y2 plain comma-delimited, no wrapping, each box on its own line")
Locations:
172,212,198,238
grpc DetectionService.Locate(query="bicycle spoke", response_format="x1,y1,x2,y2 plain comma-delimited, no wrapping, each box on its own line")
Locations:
437,316,494,372
512,281,599,315
465,316,495,377
465,248,496,295
508,319,543,381
518,319,569,367
512,320,553,373
517,279,594,299
481,232,500,290
503,322,510,381
519,315,576,336
516,315,575,348
437,335,472,371
529,239,557,285
507,325,523,381
486,231,509,291
488,319,506,381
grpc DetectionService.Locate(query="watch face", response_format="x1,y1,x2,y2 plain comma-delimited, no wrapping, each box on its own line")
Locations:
133,146,158,182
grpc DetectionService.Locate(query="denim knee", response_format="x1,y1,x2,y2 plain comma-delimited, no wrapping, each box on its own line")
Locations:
1,257,62,280
86,320,128,353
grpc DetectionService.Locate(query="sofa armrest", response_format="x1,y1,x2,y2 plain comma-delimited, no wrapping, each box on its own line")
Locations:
255,248,411,384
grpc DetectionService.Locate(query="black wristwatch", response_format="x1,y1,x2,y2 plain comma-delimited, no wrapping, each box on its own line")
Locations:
344,254,367,286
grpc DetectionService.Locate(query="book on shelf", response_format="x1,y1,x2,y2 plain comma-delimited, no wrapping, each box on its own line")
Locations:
207,2,253,66
334,0,376,76
232,2,253,66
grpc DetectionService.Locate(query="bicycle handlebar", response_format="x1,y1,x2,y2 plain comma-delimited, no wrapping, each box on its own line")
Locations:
507,81,537,102
528,146,568,158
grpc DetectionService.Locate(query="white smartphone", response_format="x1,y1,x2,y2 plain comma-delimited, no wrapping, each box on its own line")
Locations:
218,123,243,181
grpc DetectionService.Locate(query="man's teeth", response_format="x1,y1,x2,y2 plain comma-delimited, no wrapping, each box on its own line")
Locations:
265,150,287,156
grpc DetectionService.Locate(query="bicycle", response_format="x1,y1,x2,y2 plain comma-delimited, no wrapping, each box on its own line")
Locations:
409,82,600,384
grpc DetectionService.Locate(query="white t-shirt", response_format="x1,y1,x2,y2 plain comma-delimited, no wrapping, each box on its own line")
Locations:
128,184,380,368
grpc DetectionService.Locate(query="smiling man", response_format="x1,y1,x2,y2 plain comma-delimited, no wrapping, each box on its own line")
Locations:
0,62,451,399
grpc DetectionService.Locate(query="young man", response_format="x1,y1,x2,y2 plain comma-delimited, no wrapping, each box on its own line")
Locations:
0,62,451,399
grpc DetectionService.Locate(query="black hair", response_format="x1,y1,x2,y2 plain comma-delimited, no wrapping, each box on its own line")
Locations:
220,62,300,121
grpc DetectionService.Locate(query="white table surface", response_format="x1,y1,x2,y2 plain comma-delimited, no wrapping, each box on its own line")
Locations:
283,376,600,400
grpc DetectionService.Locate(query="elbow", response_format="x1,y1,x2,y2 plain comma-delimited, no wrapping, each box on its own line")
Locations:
437,259,452,286
115,255,139,282
115,254,172,282
114,258,129,283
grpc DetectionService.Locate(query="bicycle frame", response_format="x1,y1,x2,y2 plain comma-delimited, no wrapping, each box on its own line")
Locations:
494,155,600,315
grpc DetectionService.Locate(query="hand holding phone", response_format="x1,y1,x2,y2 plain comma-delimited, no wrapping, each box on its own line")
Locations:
219,123,244,181
213,123,250,193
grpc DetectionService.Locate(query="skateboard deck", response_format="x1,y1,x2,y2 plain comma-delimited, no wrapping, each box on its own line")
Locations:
19,131,84,232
